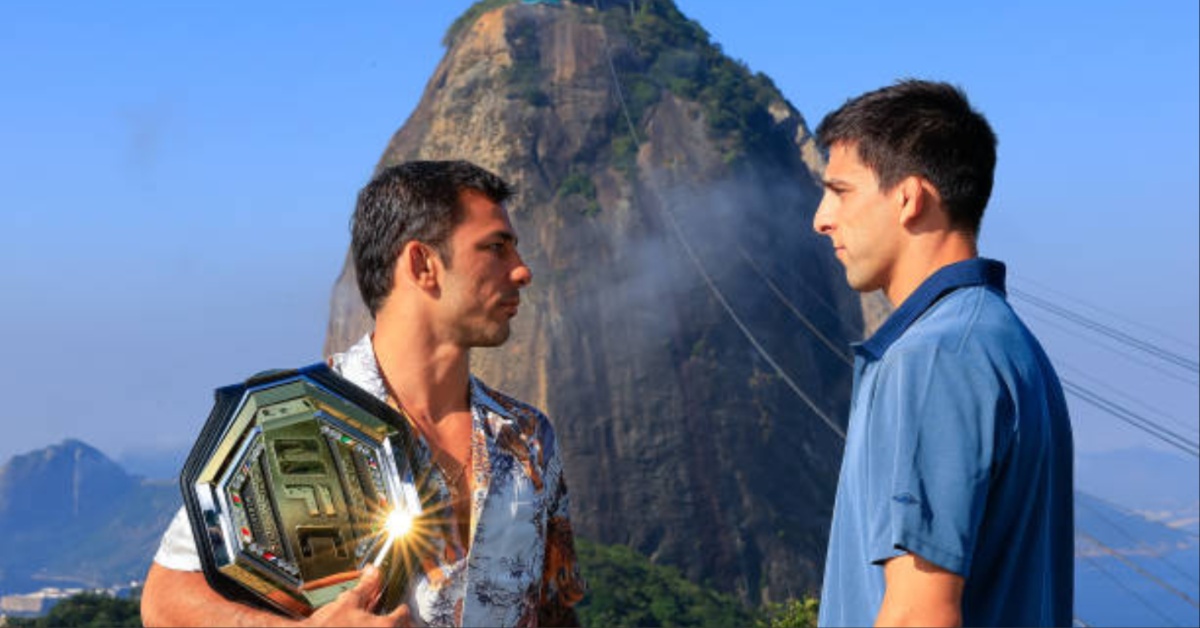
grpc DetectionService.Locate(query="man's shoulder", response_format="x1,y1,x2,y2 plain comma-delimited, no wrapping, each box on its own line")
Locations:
893,286,1025,355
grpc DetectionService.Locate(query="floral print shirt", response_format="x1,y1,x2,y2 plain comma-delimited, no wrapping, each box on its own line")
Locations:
330,335,584,627
154,334,584,626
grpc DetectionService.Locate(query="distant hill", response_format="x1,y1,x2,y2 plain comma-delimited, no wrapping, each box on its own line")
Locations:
1077,447,1199,514
115,446,188,482
1074,490,1200,627
0,440,178,596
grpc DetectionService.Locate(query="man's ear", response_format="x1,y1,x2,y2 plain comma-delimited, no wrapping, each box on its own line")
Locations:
897,176,940,227
399,241,440,290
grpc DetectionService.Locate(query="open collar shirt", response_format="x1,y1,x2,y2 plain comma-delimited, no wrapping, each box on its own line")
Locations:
155,334,584,627
330,334,585,627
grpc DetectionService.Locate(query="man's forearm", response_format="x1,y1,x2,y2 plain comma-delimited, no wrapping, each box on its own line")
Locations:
141,563,298,627
874,596,961,627
875,554,964,627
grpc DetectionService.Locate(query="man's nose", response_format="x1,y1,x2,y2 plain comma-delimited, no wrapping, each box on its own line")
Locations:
511,253,533,287
813,194,834,235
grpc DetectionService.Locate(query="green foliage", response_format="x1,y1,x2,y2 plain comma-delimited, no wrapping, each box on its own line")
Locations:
504,13,550,107
611,135,639,173
5,592,141,627
557,172,597,200
756,597,820,628
604,0,785,165
556,172,601,216
443,0,517,47
1,544,817,628
576,538,754,627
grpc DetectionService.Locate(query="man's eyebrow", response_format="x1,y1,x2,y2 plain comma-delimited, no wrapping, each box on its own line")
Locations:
823,178,851,190
487,231,518,246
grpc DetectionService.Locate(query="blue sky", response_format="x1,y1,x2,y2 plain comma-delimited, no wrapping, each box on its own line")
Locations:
1,1,1196,472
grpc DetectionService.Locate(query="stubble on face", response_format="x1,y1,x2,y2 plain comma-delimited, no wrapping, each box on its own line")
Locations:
439,191,527,349
816,143,897,295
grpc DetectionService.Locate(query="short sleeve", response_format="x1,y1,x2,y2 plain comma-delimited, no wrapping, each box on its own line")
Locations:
866,344,1002,577
153,506,203,571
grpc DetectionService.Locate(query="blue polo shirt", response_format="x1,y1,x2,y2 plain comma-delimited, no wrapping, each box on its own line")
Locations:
818,258,1074,627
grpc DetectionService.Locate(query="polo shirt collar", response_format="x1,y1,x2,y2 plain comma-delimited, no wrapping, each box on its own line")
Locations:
855,258,1007,360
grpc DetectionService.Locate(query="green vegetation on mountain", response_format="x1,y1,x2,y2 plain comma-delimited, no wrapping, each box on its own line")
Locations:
600,0,786,163
556,171,601,216
575,538,755,627
2,538,817,628
443,0,790,166
756,597,820,628
444,0,517,46
505,12,551,106
4,592,141,628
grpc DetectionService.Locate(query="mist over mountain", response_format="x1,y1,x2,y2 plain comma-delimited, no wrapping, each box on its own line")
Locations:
323,0,872,602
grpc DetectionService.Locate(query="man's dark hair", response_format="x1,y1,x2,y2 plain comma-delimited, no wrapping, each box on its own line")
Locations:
816,79,997,235
352,160,513,316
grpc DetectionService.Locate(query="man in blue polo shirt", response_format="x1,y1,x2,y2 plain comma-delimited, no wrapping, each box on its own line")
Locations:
811,80,1074,627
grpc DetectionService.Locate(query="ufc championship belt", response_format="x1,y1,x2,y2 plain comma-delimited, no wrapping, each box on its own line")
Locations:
180,364,428,618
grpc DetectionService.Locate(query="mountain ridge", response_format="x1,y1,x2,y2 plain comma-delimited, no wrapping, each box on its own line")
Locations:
0,440,179,596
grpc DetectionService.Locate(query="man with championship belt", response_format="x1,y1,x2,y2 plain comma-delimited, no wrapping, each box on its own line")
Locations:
142,160,585,627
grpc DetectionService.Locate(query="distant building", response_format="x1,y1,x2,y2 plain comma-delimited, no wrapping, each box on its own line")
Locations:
0,581,140,619
0,587,81,618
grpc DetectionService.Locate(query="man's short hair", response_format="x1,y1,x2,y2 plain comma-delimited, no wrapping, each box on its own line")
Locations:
816,79,998,235
352,160,513,316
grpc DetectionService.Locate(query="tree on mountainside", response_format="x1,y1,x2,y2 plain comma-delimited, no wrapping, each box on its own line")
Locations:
4,592,140,627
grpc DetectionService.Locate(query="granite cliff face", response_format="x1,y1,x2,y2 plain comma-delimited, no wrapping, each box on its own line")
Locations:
325,0,871,602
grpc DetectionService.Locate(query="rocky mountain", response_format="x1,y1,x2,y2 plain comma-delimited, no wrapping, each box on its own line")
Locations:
325,0,873,603
0,440,178,595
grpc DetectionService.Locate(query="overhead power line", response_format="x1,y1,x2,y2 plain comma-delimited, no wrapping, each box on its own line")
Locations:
736,245,854,366
1077,546,1181,627
1011,274,1200,352
1076,496,1200,589
1019,307,1199,388
1011,287,1199,375
1057,361,1198,439
1077,529,1200,610
1061,379,1200,458
752,249,861,340
654,191,846,439
593,0,844,440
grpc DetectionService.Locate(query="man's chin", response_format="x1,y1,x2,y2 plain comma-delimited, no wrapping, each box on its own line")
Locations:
470,326,511,348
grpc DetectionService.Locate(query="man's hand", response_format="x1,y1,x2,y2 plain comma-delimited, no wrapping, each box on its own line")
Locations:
301,565,412,627
142,562,411,627
875,553,964,627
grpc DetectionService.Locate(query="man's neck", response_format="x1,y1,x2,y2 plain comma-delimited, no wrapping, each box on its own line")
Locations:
884,233,978,307
371,321,471,426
